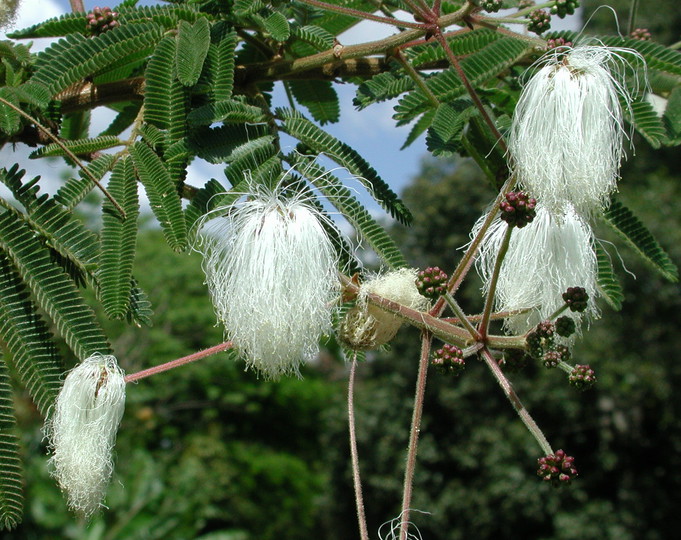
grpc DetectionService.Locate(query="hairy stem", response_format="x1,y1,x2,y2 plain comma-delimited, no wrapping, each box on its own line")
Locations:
395,51,440,107
348,355,369,540
0,96,126,218
480,347,553,455
69,0,85,12
124,342,233,383
399,332,433,540
479,225,513,338
295,0,427,29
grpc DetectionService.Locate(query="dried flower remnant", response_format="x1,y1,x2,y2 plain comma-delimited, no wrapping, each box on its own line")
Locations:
340,269,429,350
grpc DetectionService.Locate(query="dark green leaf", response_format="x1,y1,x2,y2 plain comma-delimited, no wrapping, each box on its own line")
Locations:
595,242,623,311
287,80,340,125
29,136,123,159
0,360,23,531
263,11,290,42
602,200,678,282
100,157,139,319
130,142,187,252
176,17,211,87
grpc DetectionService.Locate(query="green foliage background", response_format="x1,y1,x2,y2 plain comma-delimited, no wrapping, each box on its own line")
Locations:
0,0,679,538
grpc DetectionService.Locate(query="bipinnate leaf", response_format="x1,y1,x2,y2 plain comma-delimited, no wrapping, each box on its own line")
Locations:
0,360,23,531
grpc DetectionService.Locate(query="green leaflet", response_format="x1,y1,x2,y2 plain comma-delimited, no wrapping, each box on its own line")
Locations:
626,98,666,148
287,80,340,125
354,72,415,110
187,99,267,126
117,3,202,29
31,22,165,96
188,123,270,164
263,11,290,42
100,157,140,319
130,142,188,252
426,100,477,157
207,28,237,101
54,154,115,210
0,253,62,416
290,25,334,56
0,360,23,531
176,18,211,87
602,200,679,283
595,242,624,311
144,35,188,141
29,135,124,159
100,103,142,137
289,153,406,269
401,109,436,150
278,107,413,226
408,29,503,68
663,86,681,145
7,11,87,39
224,136,282,188
0,88,20,136
0,212,110,360
185,178,235,235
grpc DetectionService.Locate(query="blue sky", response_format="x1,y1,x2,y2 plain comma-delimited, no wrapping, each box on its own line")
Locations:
1,1,580,215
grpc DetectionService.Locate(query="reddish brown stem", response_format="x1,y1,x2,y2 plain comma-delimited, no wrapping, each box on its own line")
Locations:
125,342,233,383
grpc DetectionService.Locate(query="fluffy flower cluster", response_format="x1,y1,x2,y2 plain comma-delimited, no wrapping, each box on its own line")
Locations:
475,45,644,333
198,184,339,378
509,45,640,216
45,354,126,517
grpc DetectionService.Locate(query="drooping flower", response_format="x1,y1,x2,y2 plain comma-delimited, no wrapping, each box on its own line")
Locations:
509,45,642,215
45,354,126,517
198,182,339,378
340,268,429,350
474,204,599,334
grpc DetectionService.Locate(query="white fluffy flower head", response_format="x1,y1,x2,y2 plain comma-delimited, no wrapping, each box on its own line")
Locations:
198,181,339,378
45,354,126,517
509,45,643,215
474,204,599,334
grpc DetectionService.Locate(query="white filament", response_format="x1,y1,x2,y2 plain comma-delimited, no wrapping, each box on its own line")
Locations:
474,205,599,334
45,354,126,517
509,45,641,216
198,185,339,379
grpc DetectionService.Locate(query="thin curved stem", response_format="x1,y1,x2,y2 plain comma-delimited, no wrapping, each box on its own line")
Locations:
124,342,233,383
399,331,432,540
348,355,369,540
443,293,482,341
479,347,553,455
479,225,513,338
295,0,427,29
0,96,127,219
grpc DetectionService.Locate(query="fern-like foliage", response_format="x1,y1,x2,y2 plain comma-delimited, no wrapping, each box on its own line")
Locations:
0,253,62,416
29,135,124,158
31,22,165,96
100,157,139,319
53,154,115,210
602,200,679,282
0,359,23,531
0,212,111,359
187,99,267,126
130,142,188,252
206,27,238,101
287,80,340,124
278,107,413,225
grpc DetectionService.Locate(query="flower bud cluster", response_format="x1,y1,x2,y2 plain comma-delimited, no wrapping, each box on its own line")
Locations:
86,7,119,35
499,191,537,228
550,0,579,19
527,9,551,34
569,364,597,390
480,0,504,13
562,286,589,312
431,344,465,376
537,449,578,486
555,315,576,337
542,344,570,368
630,28,652,41
500,349,532,373
415,266,448,299
546,37,573,51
